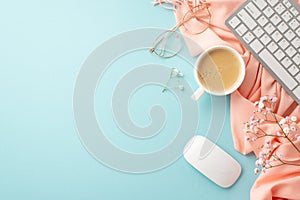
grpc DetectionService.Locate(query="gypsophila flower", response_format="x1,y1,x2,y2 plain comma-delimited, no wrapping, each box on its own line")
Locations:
171,68,184,77
279,118,286,125
257,108,262,113
283,127,290,134
257,158,264,165
285,116,290,121
258,101,265,109
162,68,184,93
177,72,183,77
260,96,268,101
255,160,260,166
244,95,300,174
271,97,278,102
171,68,180,76
178,85,184,91
259,152,265,158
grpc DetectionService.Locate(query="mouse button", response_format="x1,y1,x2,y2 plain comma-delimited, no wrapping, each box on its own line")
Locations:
183,136,204,156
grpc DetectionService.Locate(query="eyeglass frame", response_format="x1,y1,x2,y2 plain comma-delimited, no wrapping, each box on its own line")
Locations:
150,2,211,58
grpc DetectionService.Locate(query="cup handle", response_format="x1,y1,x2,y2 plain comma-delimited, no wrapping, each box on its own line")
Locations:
191,87,205,101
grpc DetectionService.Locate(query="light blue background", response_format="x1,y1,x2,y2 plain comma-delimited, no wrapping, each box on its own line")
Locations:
0,0,257,199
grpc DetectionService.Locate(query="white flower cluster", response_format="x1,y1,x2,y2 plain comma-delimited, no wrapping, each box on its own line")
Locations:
244,96,300,174
162,68,184,92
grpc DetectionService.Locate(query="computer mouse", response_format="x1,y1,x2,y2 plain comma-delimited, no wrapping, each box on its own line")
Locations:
183,135,242,188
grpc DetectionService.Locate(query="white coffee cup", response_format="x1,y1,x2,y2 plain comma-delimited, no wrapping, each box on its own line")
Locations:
191,45,245,101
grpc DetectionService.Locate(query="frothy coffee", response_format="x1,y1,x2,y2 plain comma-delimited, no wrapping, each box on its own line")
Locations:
196,48,242,94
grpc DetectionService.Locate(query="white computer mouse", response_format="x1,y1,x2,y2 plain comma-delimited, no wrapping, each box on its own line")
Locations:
183,135,242,188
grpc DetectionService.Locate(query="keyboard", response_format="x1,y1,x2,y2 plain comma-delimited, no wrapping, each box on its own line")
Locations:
225,0,300,105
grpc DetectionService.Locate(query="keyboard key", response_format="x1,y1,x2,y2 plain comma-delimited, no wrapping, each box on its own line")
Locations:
290,7,299,16
271,31,282,42
238,9,257,30
258,15,268,26
253,27,264,37
278,39,289,50
245,2,261,19
278,22,289,33
289,19,299,30
275,3,285,15
296,73,300,83
253,0,267,9
267,42,278,53
282,57,292,68
287,46,296,57
259,49,297,90
283,0,291,8
282,11,293,22
274,49,285,60
265,23,275,34
261,34,271,45
243,32,255,43
284,30,296,40
293,86,300,99
236,24,247,36
264,6,275,18
288,65,300,76
250,39,264,53
267,0,279,7
228,16,241,28
270,14,281,26
292,37,300,48
293,54,300,65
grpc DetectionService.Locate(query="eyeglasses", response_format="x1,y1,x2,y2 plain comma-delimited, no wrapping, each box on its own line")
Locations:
150,1,211,58
153,0,184,11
